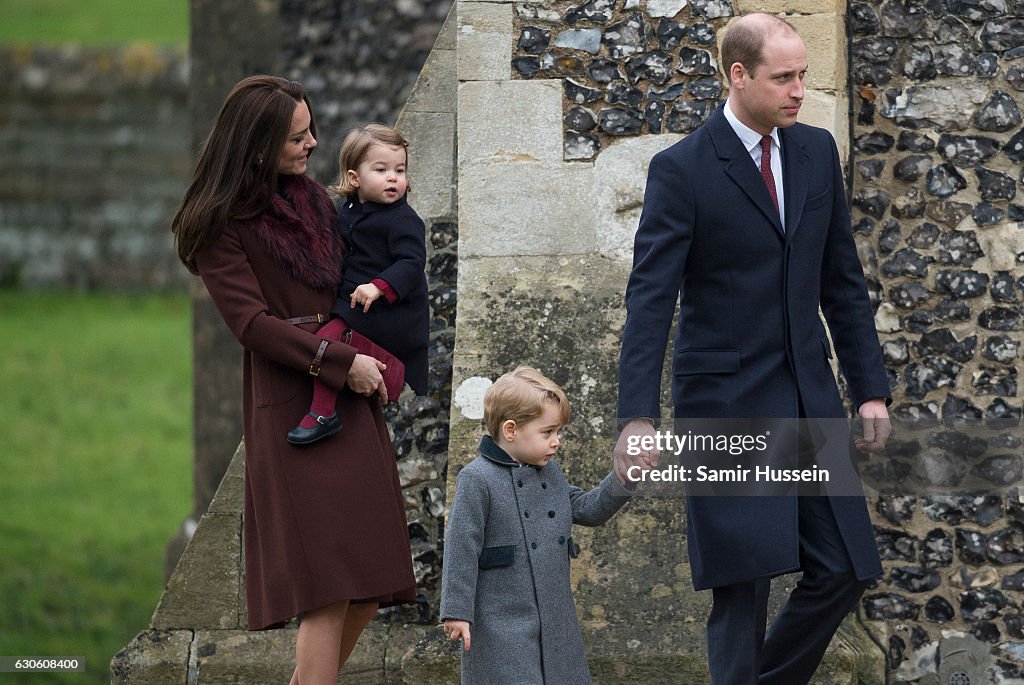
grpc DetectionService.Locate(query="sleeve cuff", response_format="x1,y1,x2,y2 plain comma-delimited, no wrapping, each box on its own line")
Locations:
605,470,637,495
372,278,399,304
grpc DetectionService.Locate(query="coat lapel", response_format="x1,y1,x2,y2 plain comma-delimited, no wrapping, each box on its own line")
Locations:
707,107,784,238
780,126,809,241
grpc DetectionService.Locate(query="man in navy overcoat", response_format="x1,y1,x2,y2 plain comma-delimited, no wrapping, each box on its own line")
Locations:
614,13,892,685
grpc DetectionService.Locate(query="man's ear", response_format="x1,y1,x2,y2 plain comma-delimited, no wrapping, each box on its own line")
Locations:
729,62,746,89
501,419,517,442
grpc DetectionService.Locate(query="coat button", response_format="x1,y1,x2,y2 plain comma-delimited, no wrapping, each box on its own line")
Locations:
531,542,537,550
548,511,555,518
541,482,547,489
524,511,530,518
517,480,523,487
558,536,565,544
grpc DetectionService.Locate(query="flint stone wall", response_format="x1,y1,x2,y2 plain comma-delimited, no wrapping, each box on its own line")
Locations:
850,1,1024,682
458,0,1024,682
443,0,880,681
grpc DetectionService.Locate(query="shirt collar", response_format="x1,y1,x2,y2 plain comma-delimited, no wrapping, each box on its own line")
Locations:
724,99,781,154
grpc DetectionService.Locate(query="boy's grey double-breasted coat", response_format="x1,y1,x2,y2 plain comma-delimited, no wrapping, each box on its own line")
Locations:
440,436,633,684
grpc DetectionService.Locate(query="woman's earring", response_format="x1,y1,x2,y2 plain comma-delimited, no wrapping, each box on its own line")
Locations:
257,155,264,167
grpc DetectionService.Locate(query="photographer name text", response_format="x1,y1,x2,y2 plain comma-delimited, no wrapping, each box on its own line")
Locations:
626,464,830,483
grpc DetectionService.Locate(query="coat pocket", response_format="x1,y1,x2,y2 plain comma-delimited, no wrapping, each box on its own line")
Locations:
674,348,741,376
478,545,515,569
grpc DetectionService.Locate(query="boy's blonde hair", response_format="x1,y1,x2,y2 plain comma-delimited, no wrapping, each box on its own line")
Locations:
483,366,570,439
328,123,410,196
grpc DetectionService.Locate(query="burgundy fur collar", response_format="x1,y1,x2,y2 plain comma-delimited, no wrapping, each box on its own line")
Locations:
248,174,343,292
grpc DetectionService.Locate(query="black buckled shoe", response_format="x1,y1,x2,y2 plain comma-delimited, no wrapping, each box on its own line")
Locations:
286,412,342,446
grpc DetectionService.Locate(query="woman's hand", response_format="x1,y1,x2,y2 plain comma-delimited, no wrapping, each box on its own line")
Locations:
346,353,389,404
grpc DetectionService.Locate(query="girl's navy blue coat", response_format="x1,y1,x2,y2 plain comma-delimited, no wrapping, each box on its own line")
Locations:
331,194,429,394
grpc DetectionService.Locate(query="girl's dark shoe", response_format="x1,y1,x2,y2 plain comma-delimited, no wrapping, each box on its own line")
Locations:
287,412,342,445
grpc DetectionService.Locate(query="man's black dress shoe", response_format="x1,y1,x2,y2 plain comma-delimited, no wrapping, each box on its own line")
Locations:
287,412,342,445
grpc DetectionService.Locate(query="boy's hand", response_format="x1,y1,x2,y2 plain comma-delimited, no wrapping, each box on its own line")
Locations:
443,619,471,651
350,283,384,313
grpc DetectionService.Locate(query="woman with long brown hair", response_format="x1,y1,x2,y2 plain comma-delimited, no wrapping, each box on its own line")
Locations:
172,75,415,684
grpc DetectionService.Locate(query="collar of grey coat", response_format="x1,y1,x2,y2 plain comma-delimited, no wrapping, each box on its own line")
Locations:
478,435,535,469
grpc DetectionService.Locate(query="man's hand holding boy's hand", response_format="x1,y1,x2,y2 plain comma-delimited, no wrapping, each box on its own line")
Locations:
443,619,471,651
613,419,659,486
350,283,383,312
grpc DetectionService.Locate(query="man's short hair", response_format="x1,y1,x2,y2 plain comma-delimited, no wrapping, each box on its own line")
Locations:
720,13,798,78
483,366,570,438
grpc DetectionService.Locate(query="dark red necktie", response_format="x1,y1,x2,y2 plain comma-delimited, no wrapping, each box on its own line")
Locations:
760,135,780,217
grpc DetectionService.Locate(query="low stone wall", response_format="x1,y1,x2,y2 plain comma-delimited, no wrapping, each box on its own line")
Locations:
0,44,191,289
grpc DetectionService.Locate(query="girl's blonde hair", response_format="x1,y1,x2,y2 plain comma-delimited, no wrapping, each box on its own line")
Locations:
328,123,410,196
483,366,570,439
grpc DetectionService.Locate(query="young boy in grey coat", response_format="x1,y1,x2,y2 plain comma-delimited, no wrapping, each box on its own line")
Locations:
440,366,634,684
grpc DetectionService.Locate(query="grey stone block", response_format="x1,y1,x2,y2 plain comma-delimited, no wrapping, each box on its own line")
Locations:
457,2,512,81
387,623,440,682
110,629,191,685
207,443,245,515
435,3,457,50
152,512,243,630
403,45,456,115
458,162,597,257
459,79,563,165
193,629,295,684
401,631,461,683
401,111,457,222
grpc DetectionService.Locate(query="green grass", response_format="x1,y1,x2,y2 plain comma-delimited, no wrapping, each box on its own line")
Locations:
0,290,193,684
0,0,187,46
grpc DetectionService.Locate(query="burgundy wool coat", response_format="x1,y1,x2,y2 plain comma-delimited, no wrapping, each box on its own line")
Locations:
195,174,416,630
